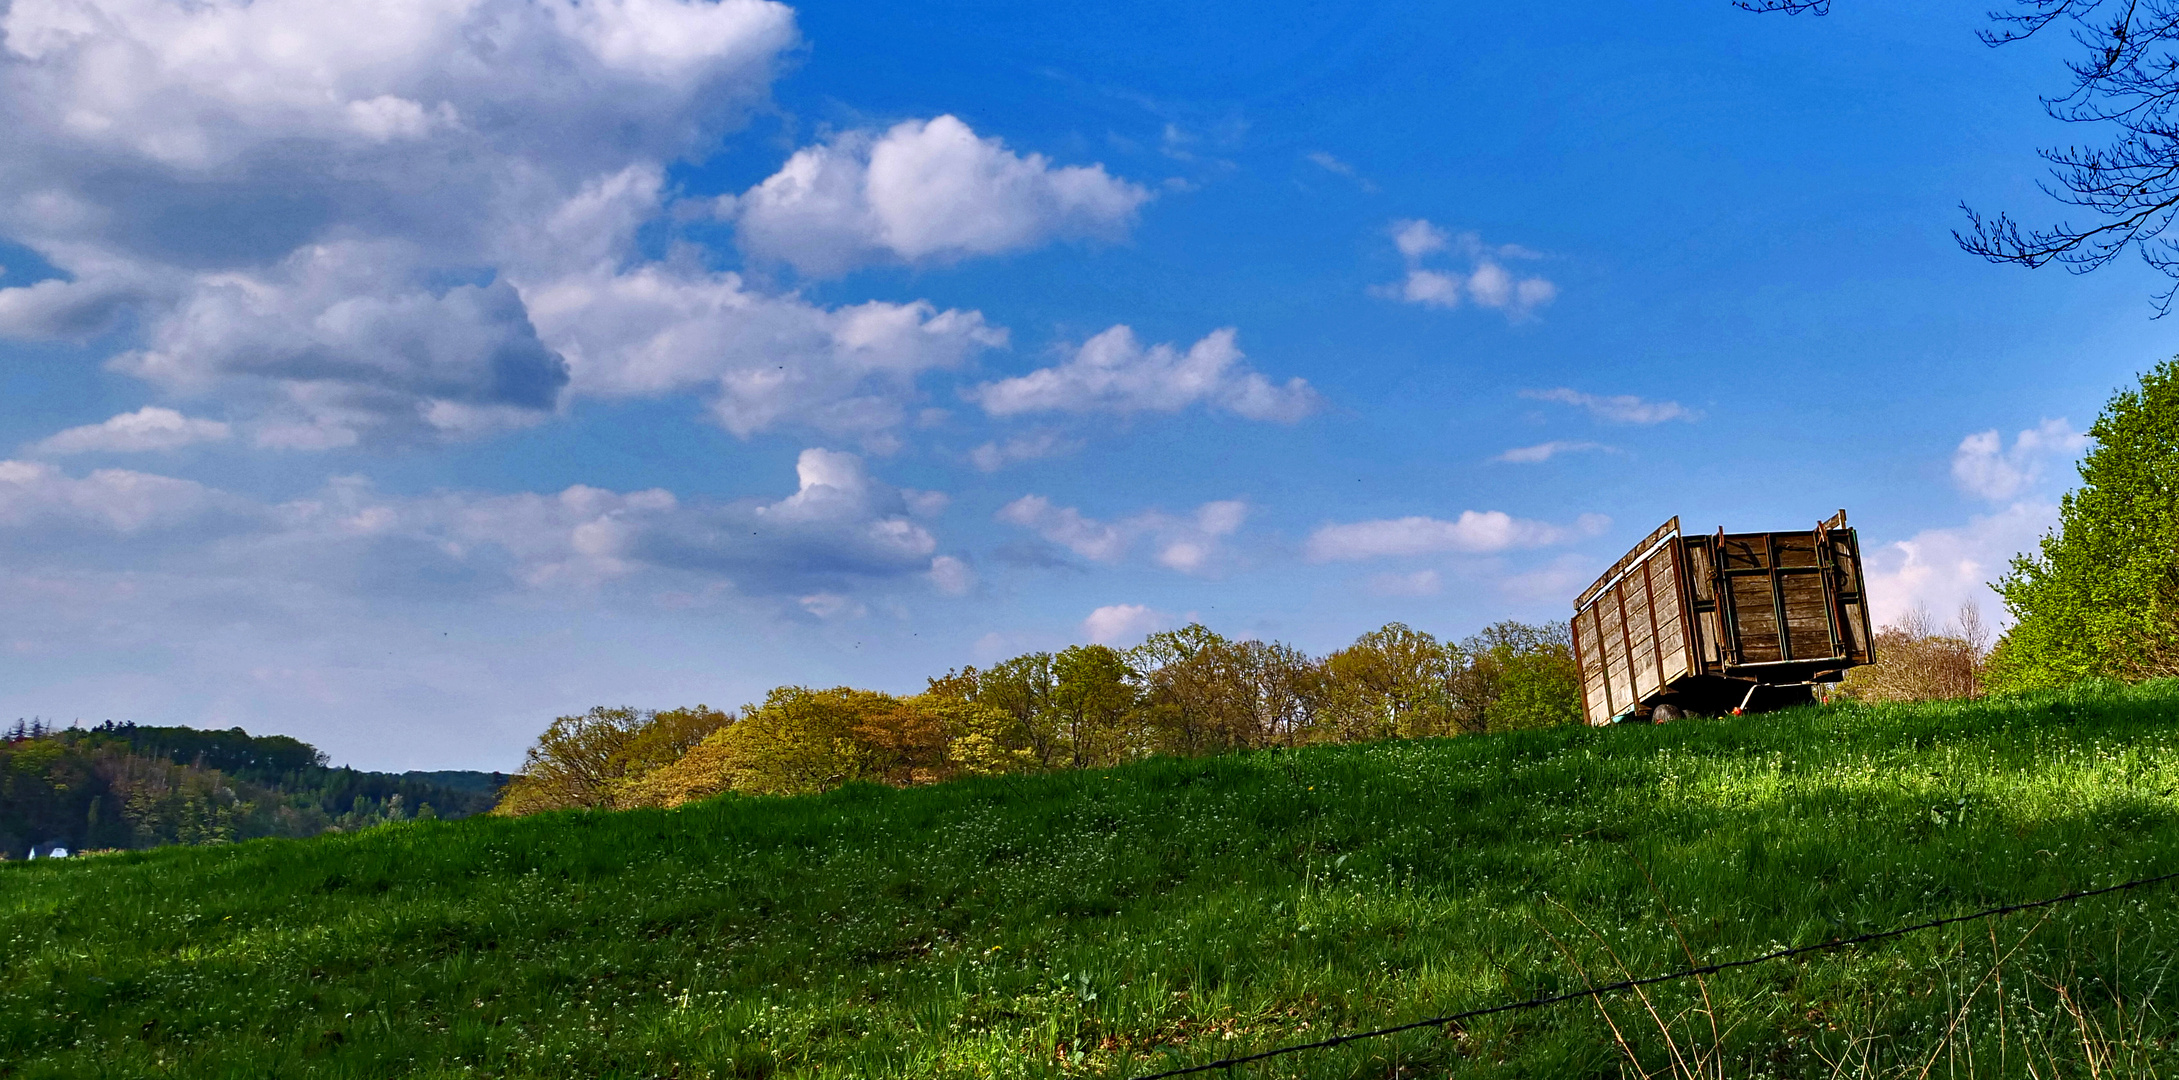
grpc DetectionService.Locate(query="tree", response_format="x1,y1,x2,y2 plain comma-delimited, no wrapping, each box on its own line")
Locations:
699,687,889,797
1745,1,2179,311
1316,623,1452,741
1988,358,2179,689
1836,605,1989,701
1231,639,1324,747
492,705,731,815
969,654,1063,767
1452,621,1584,733
1130,625,1258,755
1051,645,1142,767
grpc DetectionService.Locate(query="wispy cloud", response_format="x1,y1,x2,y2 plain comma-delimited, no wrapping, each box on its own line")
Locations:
32,407,231,455
1305,151,1377,192
997,495,1249,575
1494,440,1615,464
1305,510,1609,562
1521,388,1698,425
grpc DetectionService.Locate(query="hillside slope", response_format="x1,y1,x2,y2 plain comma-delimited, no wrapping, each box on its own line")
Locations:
5,684,2179,1078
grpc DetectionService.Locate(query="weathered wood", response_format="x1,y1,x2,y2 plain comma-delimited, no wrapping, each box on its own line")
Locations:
1572,510,1877,723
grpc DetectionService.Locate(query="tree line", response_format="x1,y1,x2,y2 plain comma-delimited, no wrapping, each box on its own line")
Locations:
493,619,1580,813
0,721,504,858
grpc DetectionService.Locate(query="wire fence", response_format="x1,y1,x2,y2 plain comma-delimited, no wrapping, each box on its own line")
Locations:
1130,868,2179,1079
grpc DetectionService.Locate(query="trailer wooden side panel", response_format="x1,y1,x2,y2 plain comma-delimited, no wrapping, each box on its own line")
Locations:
1825,523,1875,666
1574,520,1696,724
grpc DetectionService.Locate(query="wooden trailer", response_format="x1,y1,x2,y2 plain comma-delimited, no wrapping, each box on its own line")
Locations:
1570,511,1876,723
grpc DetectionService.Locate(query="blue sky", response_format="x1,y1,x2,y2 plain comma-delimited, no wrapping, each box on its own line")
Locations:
0,0,2160,769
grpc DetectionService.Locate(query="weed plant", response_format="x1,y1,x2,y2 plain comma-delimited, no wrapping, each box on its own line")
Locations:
5,682,2179,1077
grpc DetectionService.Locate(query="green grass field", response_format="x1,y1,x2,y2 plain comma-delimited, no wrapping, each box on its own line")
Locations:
7,683,2179,1078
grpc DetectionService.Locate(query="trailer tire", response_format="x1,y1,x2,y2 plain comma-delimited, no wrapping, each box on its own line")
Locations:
1651,703,1683,723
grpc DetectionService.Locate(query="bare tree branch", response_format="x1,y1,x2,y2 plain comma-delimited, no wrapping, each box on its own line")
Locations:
1751,0,2179,313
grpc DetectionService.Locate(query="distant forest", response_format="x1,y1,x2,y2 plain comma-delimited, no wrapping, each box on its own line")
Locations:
0,721,505,859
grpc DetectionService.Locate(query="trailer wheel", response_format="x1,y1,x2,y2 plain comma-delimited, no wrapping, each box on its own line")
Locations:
1651,703,1683,723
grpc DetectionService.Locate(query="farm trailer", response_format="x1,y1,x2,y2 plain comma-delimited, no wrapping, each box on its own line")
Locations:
1570,511,1876,723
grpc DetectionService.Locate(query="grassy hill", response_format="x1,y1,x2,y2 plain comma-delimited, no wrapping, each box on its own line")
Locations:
5,684,2179,1078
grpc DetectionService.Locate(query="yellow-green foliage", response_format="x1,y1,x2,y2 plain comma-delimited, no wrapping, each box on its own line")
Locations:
1992,357,2179,690
505,621,1582,815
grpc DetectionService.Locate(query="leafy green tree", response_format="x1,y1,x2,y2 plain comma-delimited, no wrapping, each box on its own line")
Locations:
971,654,1063,767
1456,621,1582,732
1051,645,1142,767
1317,623,1451,741
1131,625,1259,755
1989,359,2179,690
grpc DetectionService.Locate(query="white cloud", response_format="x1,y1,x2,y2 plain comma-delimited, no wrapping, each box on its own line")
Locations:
0,447,948,600
1306,510,1609,561
1951,419,2088,501
928,554,975,595
1082,603,1172,646
0,459,224,532
968,430,1080,472
1494,440,1613,464
1376,220,1554,319
1521,387,1698,425
966,326,1319,422
1154,499,1248,573
1497,553,1594,603
527,261,1007,449
996,495,1127,562
0,0,1053,450
1304,151,1375,191
110,241,570,446
1864,502,2053,629
0,0,794,170
796,592,863,619
32,407,231,455
730,115,1151,277
1366,569,1441,597
997,494,1248,574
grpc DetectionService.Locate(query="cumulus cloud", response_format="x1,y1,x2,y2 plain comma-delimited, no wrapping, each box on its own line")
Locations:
1863,502,2053,629
997,495,1248,574
1306,510,1609,562
967,326,1318,422
1375,220,1554,319
1494,440,1613,464
1951,419,2089,501
529,258,1006,450
928,554,975,595
110,242,570,446
729,115,1151,277
0,447,951,602
1522,387,1698,425
0,459,225,532
32,407,231,455
996,495,1127,562
1082,603,1172,646
0,0,1048,449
